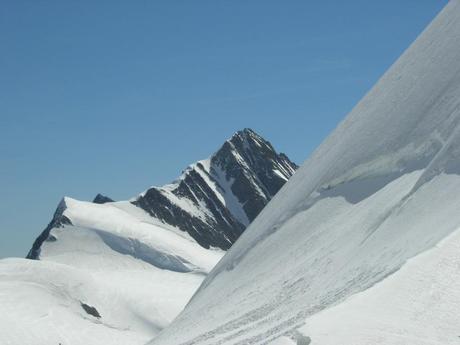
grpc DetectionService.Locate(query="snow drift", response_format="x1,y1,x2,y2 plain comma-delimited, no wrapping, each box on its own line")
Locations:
150,2,460,344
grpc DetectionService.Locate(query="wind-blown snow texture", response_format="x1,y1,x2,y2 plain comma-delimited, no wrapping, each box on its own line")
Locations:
134,128,297,250
151,2,460,344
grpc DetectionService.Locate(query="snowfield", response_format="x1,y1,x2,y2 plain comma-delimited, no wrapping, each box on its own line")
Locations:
0,198,223,345
150,2,460,344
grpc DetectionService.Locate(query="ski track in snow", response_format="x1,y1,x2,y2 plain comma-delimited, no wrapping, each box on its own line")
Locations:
293,224,460,345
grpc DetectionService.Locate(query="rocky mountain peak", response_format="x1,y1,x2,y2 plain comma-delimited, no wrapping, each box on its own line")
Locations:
134,128,297,250
28,129,297,257
92,194,114,204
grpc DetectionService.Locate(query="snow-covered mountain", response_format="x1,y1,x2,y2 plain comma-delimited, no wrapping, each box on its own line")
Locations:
1,129,295,345
27,128,296,260
149,2,460,344
3,197,222,345
134,128,297,250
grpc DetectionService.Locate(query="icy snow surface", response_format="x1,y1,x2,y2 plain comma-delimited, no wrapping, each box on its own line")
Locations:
150,2,460,344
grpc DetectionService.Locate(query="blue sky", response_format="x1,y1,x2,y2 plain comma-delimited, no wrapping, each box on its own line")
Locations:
0,1,447,258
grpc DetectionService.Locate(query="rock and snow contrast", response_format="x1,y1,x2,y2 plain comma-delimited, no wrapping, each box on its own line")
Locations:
0,129,296,345
149,2,460,345
3,1,460,344
134,128,297,250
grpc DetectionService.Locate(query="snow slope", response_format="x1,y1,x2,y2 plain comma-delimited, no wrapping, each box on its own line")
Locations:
150,2,460,344
1,198,223,345
292,222,460,345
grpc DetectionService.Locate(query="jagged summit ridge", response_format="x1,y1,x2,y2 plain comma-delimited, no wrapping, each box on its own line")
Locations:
133,128,297,249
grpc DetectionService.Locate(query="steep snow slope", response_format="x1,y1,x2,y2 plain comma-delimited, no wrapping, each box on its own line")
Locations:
2,197,223,345
134,128,297,250
151,2,460,344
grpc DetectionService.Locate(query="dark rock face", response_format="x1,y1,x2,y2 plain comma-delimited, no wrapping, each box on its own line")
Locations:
133,128,297,250
27,198,71,259
80,302,101,318
93,194,114,204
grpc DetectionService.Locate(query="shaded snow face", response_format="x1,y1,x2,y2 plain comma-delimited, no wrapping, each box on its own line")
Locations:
93,229,196,273
150,2,460,344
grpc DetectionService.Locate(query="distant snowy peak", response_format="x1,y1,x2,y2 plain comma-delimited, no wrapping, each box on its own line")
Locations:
215,129,297,200
134,128,297,250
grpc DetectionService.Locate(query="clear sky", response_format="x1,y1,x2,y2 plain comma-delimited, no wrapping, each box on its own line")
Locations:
0,1,447,258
